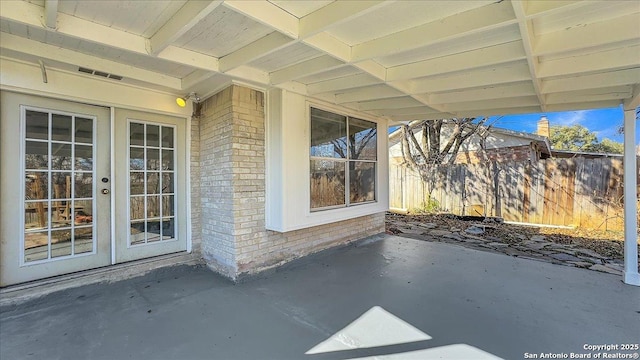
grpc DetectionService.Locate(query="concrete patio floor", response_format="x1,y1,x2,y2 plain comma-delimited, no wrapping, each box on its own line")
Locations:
1,234,639,360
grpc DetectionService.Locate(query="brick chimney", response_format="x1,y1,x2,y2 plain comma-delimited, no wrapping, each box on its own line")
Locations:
537,116,550,138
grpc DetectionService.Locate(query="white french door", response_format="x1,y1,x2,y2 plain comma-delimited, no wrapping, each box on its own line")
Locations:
0,93,187,286
113,109,187,263
1,92,111,286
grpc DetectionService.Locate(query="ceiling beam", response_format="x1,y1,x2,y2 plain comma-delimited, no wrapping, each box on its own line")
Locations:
372,106,440,116
388,113,454,121
541,68,640,94
386,41,526,81
223,0,298,38
43,0,58,29
623,85,640,111
0,33,183,90
303,32,351,62
299,1,386,38
270,55,344,84
442,96,540,112
534,14,640,56
351,0,517,62
545,100,622,112
455,106,542,118
335,85,405,104
306,73,381,94
351,97,423,111
538,45,640,78
428,82,536,104
0,0,220,72
406,62,532,94
511,0,546,111
523,0,583,19
219,31,293,72
544,86,633,105
147,0,224,55
181,69,218,90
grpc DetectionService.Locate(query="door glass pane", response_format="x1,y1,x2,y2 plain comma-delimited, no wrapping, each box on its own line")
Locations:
25,202,49,231
51,200,72,229
25,141,48,169
162,195,174,217
51,229,72,258
147,196,160,218
130,148,144,170
130,173,145,195
146,172,159,194
26,110,49,140
24,231,49,262
310,159,346,209
52,172,72,199
74,227,93,254
130,123,144,146
130,197,145,220
162,150,174,170
161,127,174,148
25,172,48,200
51,114,72,142
162,173,174,193
74,173,93,198
146,125,160,147
22,108,96,263
161,218,175,240
147,220,161,242
75,145,93,171
74,200,93,226
131,222,146,246
51,143,72,170
75,117,93,143
147,149,159,170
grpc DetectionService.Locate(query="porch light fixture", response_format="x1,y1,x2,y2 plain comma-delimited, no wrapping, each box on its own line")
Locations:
176,92,200,107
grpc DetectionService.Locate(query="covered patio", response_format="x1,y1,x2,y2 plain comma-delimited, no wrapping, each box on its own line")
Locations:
0,0,638,288
1,235,639,359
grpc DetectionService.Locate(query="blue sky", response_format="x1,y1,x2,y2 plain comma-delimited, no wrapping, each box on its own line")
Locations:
488,106,639,145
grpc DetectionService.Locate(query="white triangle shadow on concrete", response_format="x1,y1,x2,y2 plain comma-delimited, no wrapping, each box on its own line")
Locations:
305,306,432,355
346,344,504,360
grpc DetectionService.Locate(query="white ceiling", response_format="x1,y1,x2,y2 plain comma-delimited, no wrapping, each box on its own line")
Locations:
1,0,639,121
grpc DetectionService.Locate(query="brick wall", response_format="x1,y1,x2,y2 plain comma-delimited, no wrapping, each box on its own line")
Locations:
195,85,385,280
454,144,536,164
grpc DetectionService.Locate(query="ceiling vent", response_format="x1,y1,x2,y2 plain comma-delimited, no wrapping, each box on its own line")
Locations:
78,67,123,80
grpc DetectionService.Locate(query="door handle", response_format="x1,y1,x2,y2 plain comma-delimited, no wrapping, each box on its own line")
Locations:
101,189,110,195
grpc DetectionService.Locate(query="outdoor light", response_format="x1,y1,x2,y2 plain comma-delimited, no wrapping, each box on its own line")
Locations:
176,92,200,107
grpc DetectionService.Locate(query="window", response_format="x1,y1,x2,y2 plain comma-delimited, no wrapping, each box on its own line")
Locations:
310,107,377,210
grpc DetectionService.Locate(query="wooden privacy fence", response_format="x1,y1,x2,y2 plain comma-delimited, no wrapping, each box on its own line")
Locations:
389,158,640,231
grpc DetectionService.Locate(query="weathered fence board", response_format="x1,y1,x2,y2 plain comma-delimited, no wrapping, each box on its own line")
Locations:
389,157,639,231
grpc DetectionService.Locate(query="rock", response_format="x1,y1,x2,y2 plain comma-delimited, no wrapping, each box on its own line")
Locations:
416,223,438,229
574,248,609,260
429,229,453,237
450,227,462,232
504,248,528,257
575,256,602,264
488,242,508,248
523,241,549,250
530,235,546,242
461,238,483,244
513,234,528,241
567,261,593,268
465,226,485,235
396,227,425,235
589,264,623,275
549,253,582,262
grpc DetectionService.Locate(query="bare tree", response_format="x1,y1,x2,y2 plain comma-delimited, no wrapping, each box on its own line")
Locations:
400,117,487,177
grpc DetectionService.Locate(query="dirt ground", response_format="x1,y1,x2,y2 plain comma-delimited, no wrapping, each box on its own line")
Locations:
385,212,637,261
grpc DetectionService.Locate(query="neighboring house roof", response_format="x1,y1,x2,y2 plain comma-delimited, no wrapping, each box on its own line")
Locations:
388,122,552,155
550,149,624,159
